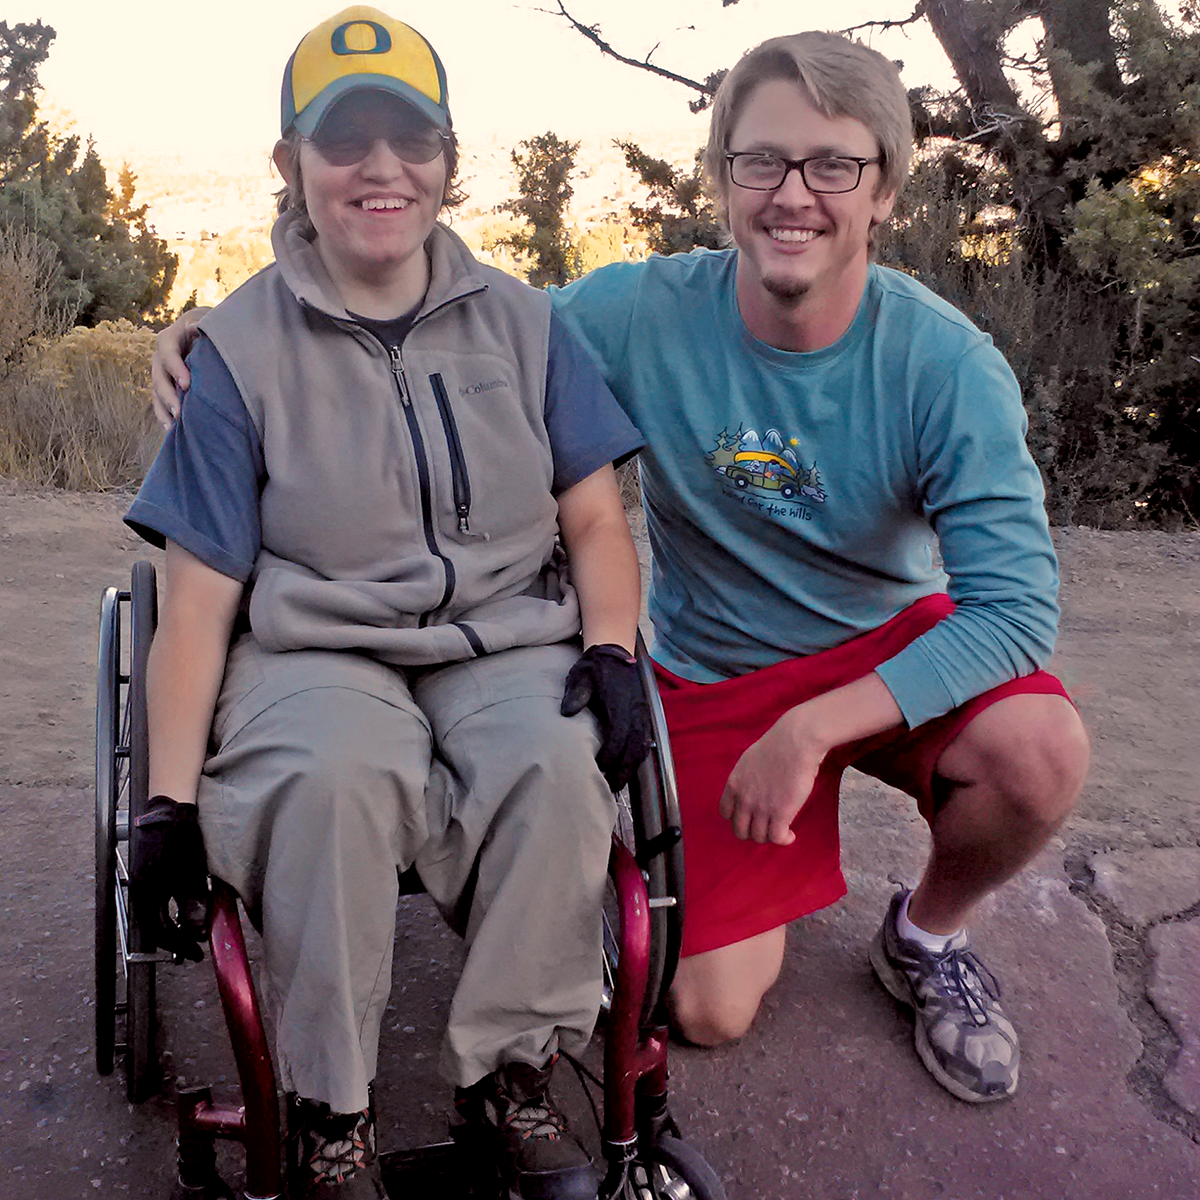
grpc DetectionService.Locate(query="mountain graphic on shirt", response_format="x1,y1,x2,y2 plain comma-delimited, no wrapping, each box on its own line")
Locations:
706,425,826,504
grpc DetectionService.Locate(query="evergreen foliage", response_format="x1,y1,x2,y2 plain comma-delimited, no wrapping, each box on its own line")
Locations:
0,20,177,328
490,132,582,287
884,0,1200,526
615,142,723,254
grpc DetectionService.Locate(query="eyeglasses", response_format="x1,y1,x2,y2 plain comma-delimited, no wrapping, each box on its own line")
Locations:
725,153,882,194
305,128,450,168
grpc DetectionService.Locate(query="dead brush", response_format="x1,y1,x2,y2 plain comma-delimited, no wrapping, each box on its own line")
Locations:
0,221,160,491
0,328,161,491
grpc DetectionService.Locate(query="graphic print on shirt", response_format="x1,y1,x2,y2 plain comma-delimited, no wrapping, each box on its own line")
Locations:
706,424,826,519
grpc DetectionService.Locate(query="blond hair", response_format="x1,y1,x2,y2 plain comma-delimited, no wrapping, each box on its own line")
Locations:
703,31,912,227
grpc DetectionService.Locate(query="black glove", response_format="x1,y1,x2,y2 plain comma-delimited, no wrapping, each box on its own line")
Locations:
132,795,210,963
561,643,652,792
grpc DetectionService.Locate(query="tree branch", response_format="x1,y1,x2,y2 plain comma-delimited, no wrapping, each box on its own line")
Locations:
952,108,1030,145
540,0,716,98
840,3,928,37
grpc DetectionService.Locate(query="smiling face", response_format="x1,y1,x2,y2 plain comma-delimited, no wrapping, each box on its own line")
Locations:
724,78,896,349
274,90,448,312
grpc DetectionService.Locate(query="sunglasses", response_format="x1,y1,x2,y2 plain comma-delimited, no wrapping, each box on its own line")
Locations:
305,126,450,168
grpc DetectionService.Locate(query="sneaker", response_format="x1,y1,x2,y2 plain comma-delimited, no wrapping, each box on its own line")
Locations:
869,889,1020,1103
287,1089,387,1198
454,1056,599,1200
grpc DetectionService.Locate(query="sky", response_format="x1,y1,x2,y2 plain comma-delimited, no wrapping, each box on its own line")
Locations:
25,0,964,161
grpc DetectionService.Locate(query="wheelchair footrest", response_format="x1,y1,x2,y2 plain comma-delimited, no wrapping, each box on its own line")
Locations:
380,1140,497,1198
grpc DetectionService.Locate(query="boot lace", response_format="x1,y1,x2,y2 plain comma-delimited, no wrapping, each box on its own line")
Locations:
303,1104,374,1184
500,1090,569,1142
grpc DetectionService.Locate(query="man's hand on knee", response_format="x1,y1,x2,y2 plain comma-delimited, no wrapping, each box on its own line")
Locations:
719,712,827,846
721,675,905,845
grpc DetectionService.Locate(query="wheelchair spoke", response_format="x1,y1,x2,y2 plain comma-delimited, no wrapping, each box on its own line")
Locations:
118,686,132,753
114,866,130,979
601,906,619,1012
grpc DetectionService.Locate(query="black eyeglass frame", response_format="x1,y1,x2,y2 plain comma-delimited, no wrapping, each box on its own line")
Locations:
725,152,883,194
302,130,453,168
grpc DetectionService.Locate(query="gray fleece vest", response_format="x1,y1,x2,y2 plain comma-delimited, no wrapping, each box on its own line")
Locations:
199,214,580,665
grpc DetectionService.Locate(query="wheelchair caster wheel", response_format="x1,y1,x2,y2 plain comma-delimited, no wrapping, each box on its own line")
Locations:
627,1136,726,1200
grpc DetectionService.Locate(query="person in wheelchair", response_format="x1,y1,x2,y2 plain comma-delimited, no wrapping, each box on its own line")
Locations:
124,8,650,1198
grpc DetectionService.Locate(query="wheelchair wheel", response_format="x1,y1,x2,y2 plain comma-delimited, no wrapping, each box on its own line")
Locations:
125,559,159,1100
602,635,686,1028
629,1135,726,1200
94,561,160,1101
94,585,121,1076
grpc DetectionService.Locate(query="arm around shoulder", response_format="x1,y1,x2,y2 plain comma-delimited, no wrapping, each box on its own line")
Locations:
151,306,210,427
548,261,646,388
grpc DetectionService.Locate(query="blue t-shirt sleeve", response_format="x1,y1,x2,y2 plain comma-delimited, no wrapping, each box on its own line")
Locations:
874,342,1060,726
548,262,644,393
124,336,264,581
544,309,644,494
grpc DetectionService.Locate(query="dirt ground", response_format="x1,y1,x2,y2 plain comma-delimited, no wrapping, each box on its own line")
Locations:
2,480,1199,1198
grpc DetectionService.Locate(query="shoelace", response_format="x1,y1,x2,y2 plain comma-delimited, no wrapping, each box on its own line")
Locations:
928,946,1002,1028
500,1092,568,1142
306,1106,373,1183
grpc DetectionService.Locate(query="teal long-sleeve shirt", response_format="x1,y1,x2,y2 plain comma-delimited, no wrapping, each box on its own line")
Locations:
550,250,1059,729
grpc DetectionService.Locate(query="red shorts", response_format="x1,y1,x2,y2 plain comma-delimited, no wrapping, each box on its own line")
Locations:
654,594,1071,958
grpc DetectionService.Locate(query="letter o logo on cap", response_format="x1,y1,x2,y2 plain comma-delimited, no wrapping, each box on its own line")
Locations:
331,20,393,56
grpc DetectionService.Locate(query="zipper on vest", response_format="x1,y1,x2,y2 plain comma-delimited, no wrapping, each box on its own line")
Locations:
429,373,472,533
389,346,411,406
385,342,456,622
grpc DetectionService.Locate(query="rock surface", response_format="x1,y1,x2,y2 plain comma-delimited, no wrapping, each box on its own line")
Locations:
1148,921,1200,1120
1091,848,1200,926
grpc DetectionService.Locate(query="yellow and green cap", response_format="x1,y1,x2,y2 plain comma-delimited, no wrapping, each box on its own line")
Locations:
281,6,451,137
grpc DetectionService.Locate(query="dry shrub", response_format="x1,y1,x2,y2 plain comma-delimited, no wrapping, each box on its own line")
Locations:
0,222,74,374
878,160,1160,528
615,458,642,513
0,319,161,490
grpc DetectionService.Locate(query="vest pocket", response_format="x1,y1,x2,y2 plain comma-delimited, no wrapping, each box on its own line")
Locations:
429,373,474,535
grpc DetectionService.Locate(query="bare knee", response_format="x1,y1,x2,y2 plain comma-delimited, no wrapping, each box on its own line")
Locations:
1006,702,1090,827
942,695,1091,827
667,928,785,1047
669,982,762,1046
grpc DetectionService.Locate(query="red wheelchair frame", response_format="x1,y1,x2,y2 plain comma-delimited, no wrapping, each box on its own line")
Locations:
95,561,725,1200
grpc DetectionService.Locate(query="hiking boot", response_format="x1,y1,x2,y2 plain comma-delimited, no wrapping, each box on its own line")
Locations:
454,1056,599,1200
869,889,1020,1103
286,1089,386,1199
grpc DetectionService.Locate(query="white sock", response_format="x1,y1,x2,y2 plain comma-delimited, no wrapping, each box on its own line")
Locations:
896,891,963,953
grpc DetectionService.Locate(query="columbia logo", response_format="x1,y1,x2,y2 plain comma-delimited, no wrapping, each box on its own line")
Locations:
460,379,510,396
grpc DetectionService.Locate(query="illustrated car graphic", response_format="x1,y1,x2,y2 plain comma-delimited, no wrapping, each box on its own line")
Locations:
727,451,802,498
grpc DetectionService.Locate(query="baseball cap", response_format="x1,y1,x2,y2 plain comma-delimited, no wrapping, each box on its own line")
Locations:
281,6,451,138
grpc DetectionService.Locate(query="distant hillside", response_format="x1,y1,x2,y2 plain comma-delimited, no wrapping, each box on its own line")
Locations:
122,132,704,311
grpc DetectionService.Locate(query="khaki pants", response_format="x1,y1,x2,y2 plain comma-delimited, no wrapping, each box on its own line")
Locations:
198,635,615,1114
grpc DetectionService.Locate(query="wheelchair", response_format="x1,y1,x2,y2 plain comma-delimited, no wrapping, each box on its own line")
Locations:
95,560,726,1200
